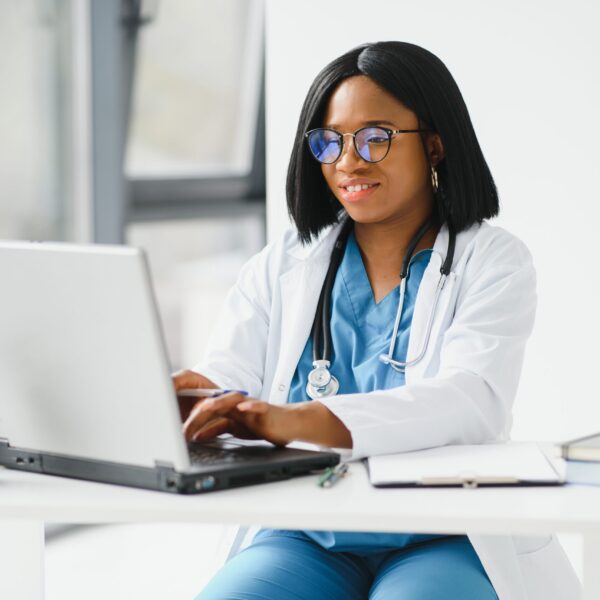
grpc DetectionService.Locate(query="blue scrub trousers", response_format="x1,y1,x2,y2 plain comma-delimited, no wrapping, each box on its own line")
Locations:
195,529,498,599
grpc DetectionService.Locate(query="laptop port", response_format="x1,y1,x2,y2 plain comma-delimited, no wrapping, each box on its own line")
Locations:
195,476,216,490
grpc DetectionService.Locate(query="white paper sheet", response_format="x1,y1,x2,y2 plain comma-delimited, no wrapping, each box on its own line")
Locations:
367,442,561,486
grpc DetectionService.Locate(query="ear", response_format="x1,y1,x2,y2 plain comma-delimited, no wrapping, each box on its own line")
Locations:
426,132,445,168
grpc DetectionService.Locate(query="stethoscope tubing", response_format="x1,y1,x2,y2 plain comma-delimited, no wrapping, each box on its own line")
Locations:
307,215,456,397
379,269,447,372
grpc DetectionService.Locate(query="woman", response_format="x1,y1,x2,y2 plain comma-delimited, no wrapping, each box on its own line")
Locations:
175,42,580,599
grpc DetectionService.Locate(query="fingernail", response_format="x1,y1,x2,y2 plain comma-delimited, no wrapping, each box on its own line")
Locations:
237,401,251,411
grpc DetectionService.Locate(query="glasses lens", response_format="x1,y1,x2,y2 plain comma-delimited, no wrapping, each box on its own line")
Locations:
355,127,390,162
306,129,342,164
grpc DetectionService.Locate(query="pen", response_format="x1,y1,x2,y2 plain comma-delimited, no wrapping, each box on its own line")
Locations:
176,388,249,398
317,463,349,488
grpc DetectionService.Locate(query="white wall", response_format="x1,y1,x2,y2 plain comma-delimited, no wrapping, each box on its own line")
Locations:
265,0,600,442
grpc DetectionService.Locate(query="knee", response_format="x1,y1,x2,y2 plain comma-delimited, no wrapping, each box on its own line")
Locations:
369,574,498,600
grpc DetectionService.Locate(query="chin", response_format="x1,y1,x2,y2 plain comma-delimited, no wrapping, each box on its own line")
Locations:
342,204,397,225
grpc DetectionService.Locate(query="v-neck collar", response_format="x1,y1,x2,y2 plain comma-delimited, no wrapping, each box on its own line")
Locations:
340,231,433,313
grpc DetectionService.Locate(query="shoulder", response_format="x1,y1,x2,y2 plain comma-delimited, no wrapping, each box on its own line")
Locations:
246,221,342,273
458,221,534,270
234,221,341,296
454,221,537,308
278,221,343,262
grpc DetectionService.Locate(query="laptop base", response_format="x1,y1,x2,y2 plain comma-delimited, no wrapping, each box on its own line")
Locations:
0,439,339,494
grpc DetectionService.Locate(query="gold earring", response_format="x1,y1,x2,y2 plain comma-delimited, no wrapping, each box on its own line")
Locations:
430,165,439,193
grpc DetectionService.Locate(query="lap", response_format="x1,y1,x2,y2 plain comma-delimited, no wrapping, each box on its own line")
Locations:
195,530,371,600
368,536,498,600
195,532,498,600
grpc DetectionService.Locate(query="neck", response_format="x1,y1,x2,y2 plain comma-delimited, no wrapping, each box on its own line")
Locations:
353,210,439,277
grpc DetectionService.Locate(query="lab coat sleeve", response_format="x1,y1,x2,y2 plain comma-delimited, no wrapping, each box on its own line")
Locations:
190,243,276,398
318,231,538,460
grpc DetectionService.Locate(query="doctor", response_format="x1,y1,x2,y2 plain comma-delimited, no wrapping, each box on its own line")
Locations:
174,41,580,600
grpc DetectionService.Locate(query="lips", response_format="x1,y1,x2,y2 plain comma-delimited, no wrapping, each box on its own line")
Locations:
338,179,380,202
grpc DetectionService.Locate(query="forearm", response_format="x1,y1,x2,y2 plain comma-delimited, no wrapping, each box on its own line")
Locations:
286,401,353,448
318,370,507,459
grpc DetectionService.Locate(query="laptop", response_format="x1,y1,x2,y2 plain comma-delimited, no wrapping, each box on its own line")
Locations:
0,241,339,493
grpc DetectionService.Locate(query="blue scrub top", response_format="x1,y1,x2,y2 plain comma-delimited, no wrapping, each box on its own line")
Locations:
283,229,445,553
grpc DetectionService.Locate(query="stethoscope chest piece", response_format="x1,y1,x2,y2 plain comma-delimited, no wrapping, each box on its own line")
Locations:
306,360,340,399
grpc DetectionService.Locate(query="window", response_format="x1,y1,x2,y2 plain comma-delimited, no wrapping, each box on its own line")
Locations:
127,0,262,178
0,0,86,242
126,0,265,216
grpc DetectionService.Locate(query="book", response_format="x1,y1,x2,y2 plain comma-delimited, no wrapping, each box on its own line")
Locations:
560,432,600,462
564,460,600,486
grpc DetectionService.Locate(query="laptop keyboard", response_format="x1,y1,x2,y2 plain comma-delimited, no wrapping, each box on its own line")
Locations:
187,442,270,465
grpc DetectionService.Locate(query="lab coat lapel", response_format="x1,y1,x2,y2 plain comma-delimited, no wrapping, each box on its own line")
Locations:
406,224,456,383
268,257,330,405
267,223,344,404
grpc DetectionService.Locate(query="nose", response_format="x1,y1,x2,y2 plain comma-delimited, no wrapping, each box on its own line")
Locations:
336,133,364,170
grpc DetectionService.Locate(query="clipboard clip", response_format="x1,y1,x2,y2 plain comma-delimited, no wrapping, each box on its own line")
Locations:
419,475,521,489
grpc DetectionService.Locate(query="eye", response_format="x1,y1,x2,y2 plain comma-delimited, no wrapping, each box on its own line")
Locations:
359,127,390,145
366,135,388,144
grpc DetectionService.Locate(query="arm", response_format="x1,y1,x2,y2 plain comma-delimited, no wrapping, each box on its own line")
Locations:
317,232,537,459
189,243,276,398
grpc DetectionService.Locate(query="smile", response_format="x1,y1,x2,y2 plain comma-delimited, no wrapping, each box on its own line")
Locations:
338,182,380,201
343,183,378,192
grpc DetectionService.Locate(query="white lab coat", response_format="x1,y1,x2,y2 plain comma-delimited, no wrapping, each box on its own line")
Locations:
194,219,581,600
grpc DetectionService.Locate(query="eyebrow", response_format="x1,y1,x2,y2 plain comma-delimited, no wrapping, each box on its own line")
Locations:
324,119,398,129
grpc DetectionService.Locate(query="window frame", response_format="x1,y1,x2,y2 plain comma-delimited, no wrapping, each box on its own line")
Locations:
88,0,266,241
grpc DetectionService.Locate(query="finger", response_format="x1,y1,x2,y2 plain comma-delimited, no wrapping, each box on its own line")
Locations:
177,394,213,423
202,392,251,413
191,417,232,442
182,393,248,441
237,400,269,414
172,369,202,391
172,369,217,392
215,412,261,440
227,421,261,440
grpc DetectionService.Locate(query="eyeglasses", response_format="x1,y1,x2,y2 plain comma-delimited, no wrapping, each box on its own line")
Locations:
305,126,431,164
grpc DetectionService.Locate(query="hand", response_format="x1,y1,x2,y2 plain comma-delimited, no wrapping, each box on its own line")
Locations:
171,369,219,423
182,392,294,446
172,370,352,449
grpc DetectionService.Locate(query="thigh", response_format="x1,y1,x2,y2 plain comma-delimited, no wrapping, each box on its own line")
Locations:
196,531,371,600
369,536,498,600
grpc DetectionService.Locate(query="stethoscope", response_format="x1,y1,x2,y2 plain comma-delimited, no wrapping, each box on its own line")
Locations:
306,217,456,400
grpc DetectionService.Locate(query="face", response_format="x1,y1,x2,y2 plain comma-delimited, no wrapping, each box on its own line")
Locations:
319,75,443,226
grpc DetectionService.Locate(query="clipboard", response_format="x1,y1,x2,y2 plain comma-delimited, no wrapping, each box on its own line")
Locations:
367,442,563,489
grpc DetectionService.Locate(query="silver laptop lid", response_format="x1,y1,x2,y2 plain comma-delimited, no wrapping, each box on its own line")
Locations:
0,241,191,471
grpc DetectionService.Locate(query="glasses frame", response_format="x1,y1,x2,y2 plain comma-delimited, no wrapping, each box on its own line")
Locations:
304,126,432,164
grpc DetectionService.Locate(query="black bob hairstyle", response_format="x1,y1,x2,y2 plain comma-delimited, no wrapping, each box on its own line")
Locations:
286,41,499,244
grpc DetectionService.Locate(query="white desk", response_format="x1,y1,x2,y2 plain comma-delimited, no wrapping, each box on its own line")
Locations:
1,465,599,599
